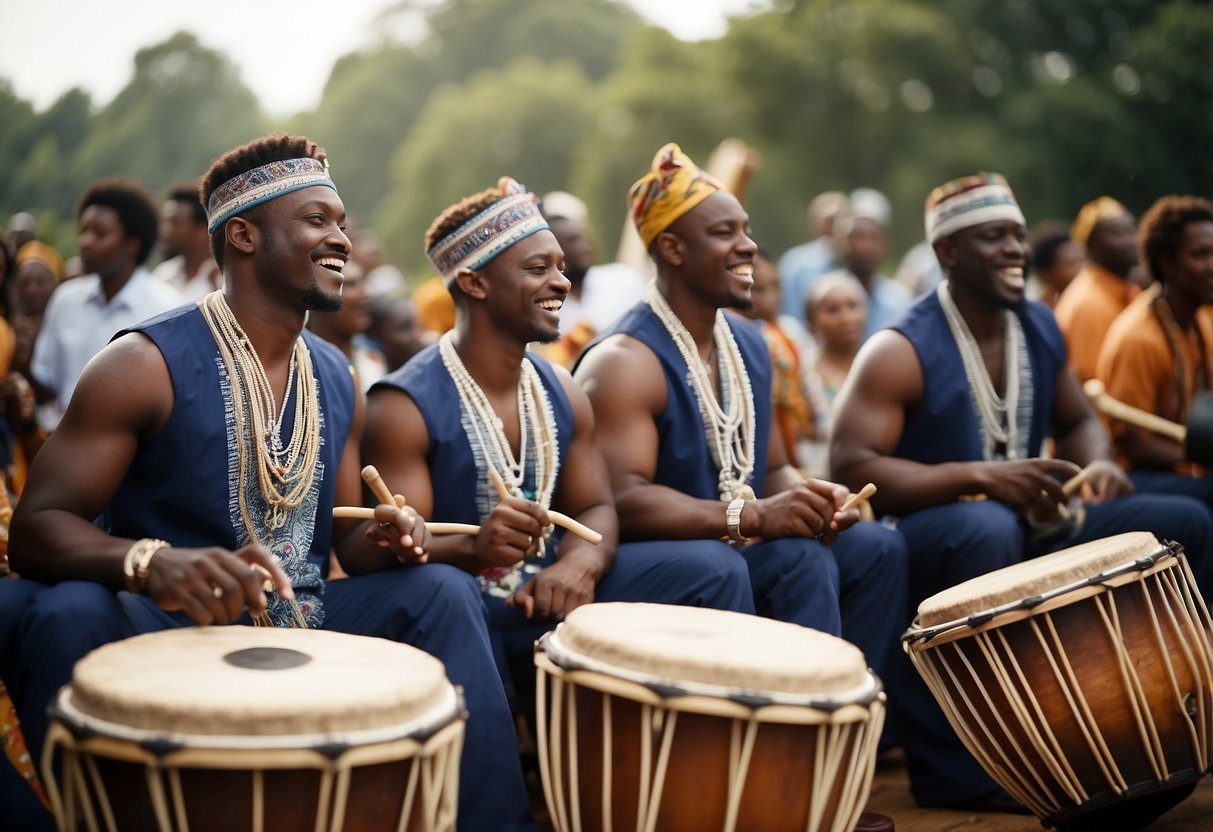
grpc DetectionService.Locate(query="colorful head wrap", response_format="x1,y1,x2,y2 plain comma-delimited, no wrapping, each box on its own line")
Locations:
924,172,1025,245
15,241,64,280
206,157,335,234
628,143,723,248
1070,196,1129,246
426,177,548,282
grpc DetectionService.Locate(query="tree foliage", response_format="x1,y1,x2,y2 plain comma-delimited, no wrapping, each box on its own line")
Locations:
1,0,1208,269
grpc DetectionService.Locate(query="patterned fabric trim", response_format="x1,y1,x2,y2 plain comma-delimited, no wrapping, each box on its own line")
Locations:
427,192,548,281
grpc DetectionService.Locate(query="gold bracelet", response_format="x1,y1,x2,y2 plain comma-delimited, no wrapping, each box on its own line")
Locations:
122,538,170,594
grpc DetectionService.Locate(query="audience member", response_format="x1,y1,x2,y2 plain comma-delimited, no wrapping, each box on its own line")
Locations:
152,180,220,302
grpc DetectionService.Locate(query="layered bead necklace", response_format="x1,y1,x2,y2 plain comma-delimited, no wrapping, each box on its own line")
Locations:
937,281,1031,461
201,292,318,627
438,332,559,548
646,283,756,501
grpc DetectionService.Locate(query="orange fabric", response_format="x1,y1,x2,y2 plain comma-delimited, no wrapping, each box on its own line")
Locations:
1053,263,1141,382
1095,286,1213,475
413,276,456,334
759,320,815,468
535,320,597,370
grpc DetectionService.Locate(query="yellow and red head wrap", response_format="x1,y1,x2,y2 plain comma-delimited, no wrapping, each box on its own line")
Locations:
1070,196,1129,247
15,241,64,281
628,143,723,248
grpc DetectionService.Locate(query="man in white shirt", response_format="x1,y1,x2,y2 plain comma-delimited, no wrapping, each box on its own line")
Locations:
33,178,183,430
152,180,220,302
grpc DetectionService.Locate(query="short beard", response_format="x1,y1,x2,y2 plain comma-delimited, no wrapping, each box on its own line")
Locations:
304,278,343,313
527,321,561,345
728,290,756,312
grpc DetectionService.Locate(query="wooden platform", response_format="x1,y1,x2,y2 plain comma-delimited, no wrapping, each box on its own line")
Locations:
863,752,1213,831
526,748,1213,831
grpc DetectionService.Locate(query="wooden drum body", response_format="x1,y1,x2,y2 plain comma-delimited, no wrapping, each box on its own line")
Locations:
903,532,1213,831
534,603,886,832
43,627,465,832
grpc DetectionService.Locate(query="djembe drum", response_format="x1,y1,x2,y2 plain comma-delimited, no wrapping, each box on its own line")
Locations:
534,602,885,832
42,626,465,832
903,531,1213,831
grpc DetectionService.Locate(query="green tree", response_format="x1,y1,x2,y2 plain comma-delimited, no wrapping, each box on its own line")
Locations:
374,57,595,273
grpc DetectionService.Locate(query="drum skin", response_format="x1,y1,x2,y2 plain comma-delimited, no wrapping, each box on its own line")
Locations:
904,535,1213,832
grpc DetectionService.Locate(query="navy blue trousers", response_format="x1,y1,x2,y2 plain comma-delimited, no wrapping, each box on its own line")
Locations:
1,578,50,832
12,567,536,832
891,494,1213,806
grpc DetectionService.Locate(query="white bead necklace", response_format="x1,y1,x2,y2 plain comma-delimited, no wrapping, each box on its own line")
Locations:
645,283,756,500
937,281,1022,460
438,332,559,516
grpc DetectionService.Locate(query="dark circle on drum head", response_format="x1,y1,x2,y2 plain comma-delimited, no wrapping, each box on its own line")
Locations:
223,646,313,670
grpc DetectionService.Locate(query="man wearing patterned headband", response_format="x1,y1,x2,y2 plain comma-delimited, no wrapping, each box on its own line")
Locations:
364,179,753,819
1053,196,1142,382
574,144,908,707
6,135,528,832
831,172,1212,812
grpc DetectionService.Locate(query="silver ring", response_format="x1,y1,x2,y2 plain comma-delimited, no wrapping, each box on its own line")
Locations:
212,586,224,599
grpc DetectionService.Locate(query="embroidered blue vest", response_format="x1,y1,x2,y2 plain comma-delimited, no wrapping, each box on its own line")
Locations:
890,291,1066,466
373,343,573,527
106,306,355,625
584,303,772,500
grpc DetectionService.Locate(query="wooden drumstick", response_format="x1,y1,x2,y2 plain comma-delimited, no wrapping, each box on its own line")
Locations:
1083,379,1187,443
487,469,603,545
361,465,398,507
393,494,407,509
332,506,479,535
1062,463,1098,498
841,483,877,513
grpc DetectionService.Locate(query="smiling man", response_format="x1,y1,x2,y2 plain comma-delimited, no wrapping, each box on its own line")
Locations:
4,135,544,832
31,178,183,430
364,177,753,828
829,172,1213,812
574,144,907,689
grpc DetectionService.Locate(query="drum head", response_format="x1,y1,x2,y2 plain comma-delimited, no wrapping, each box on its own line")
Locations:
66,626,454,739
916,531,1163,628
543,602,872,702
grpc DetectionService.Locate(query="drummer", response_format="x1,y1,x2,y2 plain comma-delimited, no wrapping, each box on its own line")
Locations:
1095,195,1213,509
573,144,908,689
363,177,753,701
7,135,535,832
830,172,1213,811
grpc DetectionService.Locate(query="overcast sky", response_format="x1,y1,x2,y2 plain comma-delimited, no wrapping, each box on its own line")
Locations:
0,0,764,116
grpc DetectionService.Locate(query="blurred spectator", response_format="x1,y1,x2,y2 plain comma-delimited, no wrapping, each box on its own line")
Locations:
537,190,646,368
413,274,456,335
894,240,942,298
153,180,220,302
1027,221,1083,308
4,213,35,257
1054,196,1141,382
10,242,64,381
1095,195,1213,506
306,260,386,390
32,178,183,431
62,256,85,281
803,272,868,475
367,292,432,374
777,191,847,325
819,188,911,340
737,250,816,471
349,227,407,296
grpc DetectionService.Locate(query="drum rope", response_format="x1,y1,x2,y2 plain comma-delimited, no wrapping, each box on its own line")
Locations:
601,695,613,832
394,752,420,832
251,768,263,832
78,753,106,832
1097,593,1167,783
566,682,583,830
1143,573,1205,768
642,708,679,832
721,717,760,832
992,626,1085,801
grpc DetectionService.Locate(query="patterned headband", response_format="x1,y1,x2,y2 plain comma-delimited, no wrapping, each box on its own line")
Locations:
426,177,549,282
206,157,336,234
924,172,1025,245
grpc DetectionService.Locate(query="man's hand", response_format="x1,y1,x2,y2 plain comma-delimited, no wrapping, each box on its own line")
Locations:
474,496,548,569
143,543,293,625
1078,459,1133,504
978,458,1082,518
367,503,430,565
742,479,853,542
512,551,598,620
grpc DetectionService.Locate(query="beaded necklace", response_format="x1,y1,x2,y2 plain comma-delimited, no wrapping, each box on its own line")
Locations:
1152,284,1210,421
645,283,756,500
937,281,1030,460
200,291,318,627
438,332,560,536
